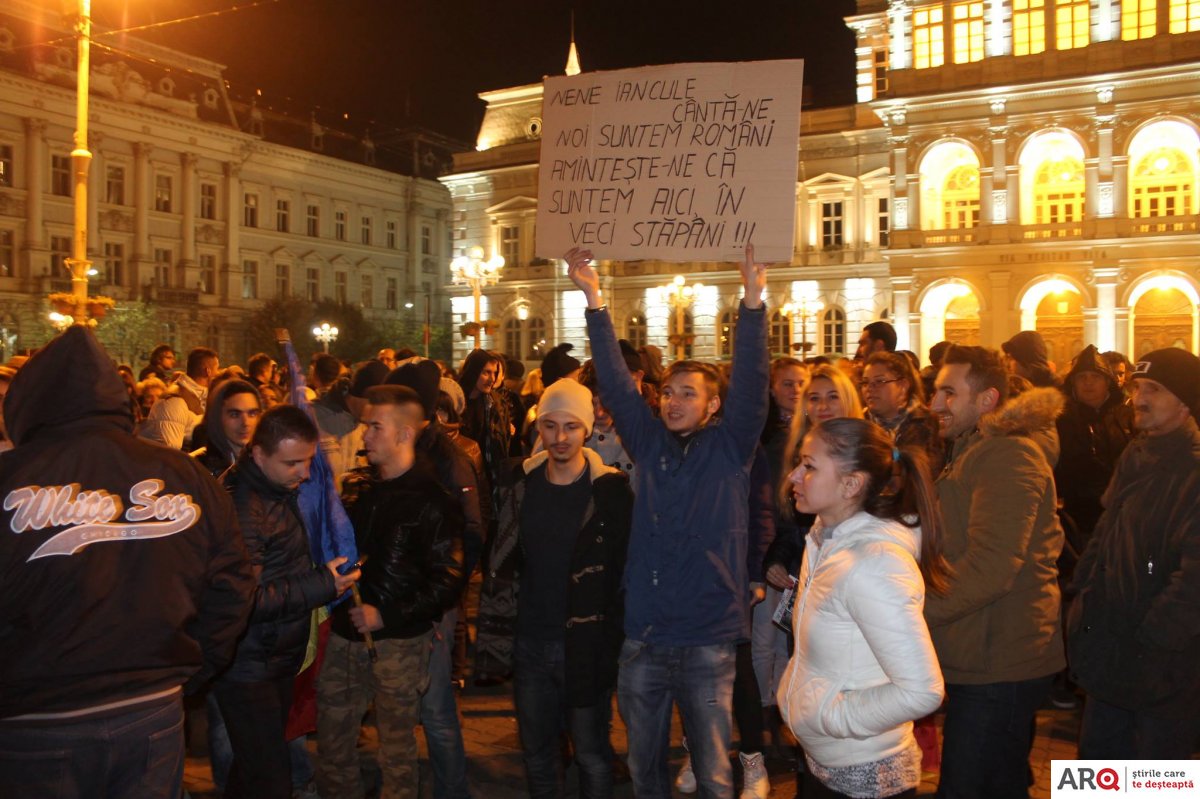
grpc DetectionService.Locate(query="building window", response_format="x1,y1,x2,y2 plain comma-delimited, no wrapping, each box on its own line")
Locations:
822,307,847,355
361,216,372,245
153,247,172,287
913,4,946,68
626,313,648,350
334,271,347,304
243,193,259,228
306,204,320,236
105,165,125,205
276,199,290,233
421,225,432,255
943,165,982,228
51,155,71,196
1170,0,1200,32
501,224,520,266
335,210,346,241
241,260,258,299
386,220,397,248
154,174,173,212
200,182,217,220
1014,0,1047,55
199,253,216,294
952,1,985,63
275,263,290,297
527,317,547,359
504,318,522,358
821,201,844,247
717,310,737,359
306,267,319,301
386,277,397,310
873,48,888,95
1123,0,1158,38
0,144,12,188
878,197,890,246
102,242,123,285
769,310,792,356
1031,155,1085,224
50,235,71,272
1128,121,1199,219
361,274,373,307
0,229,14,276
1055,0,1090,49
919,141,981,230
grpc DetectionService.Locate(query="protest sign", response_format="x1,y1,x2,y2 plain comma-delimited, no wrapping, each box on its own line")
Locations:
536,59,804,263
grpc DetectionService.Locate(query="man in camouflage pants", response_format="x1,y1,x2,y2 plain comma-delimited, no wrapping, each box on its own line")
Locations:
317,386,465,798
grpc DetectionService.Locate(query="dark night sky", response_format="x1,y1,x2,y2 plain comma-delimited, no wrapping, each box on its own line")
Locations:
99,0,858,145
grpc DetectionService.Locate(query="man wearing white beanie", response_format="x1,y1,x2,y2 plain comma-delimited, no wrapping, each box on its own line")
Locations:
476,377,634,799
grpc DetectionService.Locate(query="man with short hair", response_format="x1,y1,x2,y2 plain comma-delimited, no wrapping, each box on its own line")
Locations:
218,405,359,799
140,347,219,450
567,244,768,799
317,385,465,799
193,379,263,478
139,343,176,381
1068,349,1200,758
247,352,283,408
927,345,1065,799
378,348,398,370
854,319,896,359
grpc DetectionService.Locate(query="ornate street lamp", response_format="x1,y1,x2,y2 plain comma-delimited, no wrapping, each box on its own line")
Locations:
450,246,505,349
312,322,338,353
791,294,825,354
657,274,704,361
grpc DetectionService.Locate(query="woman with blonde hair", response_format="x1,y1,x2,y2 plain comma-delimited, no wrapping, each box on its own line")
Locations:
777,364,864,508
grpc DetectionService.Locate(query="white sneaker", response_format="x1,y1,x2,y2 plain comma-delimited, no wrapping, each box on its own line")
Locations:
739,751,770,799
675,752,698,794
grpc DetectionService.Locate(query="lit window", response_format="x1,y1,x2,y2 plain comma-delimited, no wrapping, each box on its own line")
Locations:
717,310,736,359
155,175,172,212
199,254,216,294
919,141,981,230
243,193,258,228
504,318,521,357
242,259,258,299
105,165,125,205
943,165,982,228
1056,0,1090,50
527,317,547,360
1128,121,1200,219
878,197,891,246
914,5,946,68
1122,0,1157,39
627,313,648,350
1014,0,1047,55
822,307,847,355
952,1,985,63
821,201,844,247
0,144,13,188
501,224,520,266
769,310,791,356
1169,0,1200,32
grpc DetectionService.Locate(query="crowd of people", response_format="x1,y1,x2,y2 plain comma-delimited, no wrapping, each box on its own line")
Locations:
1,242,1198,799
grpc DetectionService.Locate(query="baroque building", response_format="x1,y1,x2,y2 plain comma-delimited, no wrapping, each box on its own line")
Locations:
443,0,1200,367
0,0,456,364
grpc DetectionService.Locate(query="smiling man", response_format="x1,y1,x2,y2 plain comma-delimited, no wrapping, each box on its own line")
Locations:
1068,348,1200,758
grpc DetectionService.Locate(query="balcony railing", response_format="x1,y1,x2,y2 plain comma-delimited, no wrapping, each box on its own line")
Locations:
1130,215,1198,235
1021,222,1084,240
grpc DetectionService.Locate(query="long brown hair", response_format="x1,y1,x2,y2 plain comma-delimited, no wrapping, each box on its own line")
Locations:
812,417,951,595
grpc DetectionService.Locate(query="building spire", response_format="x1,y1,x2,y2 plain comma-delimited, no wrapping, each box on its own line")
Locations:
565,11,581,76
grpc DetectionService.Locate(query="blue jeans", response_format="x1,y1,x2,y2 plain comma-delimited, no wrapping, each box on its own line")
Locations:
514,636,613,799
617,640,736,799
420,609,471,799
1079,695,1200,759
937,676,1053,799
0,690,184,799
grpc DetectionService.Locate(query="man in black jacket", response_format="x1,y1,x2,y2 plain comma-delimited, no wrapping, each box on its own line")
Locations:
216,405,359,799
192,378,263,478
317,385,465,799
0,327,255,799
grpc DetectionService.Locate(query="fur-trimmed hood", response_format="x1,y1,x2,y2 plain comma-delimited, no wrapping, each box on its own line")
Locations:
980,386,1064,466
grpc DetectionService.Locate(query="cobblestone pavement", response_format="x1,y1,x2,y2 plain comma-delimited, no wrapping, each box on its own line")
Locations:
183,683,1082,798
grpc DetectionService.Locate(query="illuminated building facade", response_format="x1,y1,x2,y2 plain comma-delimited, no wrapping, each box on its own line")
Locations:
445,1,1200,366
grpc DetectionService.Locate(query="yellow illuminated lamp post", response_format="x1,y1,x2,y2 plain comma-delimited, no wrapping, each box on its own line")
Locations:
64,0,93,324
657,274,704,361
312,322,338,353
792,294,825,354
450,246,505,349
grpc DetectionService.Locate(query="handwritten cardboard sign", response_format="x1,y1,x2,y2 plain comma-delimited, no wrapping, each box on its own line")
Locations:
536,59,803,263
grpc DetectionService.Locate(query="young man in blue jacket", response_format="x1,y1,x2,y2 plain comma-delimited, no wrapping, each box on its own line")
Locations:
566,244,769,799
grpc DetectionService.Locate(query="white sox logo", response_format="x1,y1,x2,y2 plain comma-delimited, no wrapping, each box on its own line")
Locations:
4,479,201,560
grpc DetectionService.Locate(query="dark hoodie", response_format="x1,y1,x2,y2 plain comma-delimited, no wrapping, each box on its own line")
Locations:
194,378,261,478
458,349,511,494
1055,344,1135,551
0,327,255,718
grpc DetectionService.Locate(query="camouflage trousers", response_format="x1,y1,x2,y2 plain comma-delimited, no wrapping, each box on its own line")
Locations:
316,630,433,799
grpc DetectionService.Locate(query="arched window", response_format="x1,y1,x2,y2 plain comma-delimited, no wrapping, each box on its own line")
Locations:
1019,131,1086,228
681,311,695,359
625,313,648,349
526,317,546,359
919,141,980,230
821,307,847,355
769,310,791,356
717,309,737,359
503,318,521,358
1128,120,1200,221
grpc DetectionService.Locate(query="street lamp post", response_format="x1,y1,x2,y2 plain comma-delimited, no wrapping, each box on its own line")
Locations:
657,274,704,361
312,322,338,353
64,0,93,324
450,246,505,350
793,294,825,355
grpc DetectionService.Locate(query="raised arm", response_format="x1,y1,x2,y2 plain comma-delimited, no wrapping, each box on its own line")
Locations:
722,243,770,462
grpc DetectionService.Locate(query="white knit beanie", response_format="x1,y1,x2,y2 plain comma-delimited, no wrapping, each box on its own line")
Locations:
536,377,595,435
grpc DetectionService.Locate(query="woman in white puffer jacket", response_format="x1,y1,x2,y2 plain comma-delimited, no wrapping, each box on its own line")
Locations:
778,418,950,799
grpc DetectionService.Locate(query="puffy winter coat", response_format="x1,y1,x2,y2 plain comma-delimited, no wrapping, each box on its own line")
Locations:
778,512,943,769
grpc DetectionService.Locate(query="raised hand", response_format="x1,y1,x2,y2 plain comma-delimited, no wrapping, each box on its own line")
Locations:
739,242,767,310
564,247,603,309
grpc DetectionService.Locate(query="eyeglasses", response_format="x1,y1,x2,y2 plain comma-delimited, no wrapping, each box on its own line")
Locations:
859,377,902,390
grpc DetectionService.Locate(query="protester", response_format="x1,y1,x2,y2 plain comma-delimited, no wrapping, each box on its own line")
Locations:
192,378,263,478
247,352,284,409
855,320,897,360
926,345,1065,799
139,343,176,381
217,405,359,799
1002,330,1058,388
779,418,947,799
0,327,255,799
1101,350,1131,392
1068,349,1200,758
458,348,513,510
0,354,26,452
862,351,944,474
567,243,769,799
140,347,219,450
317,385,464,799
